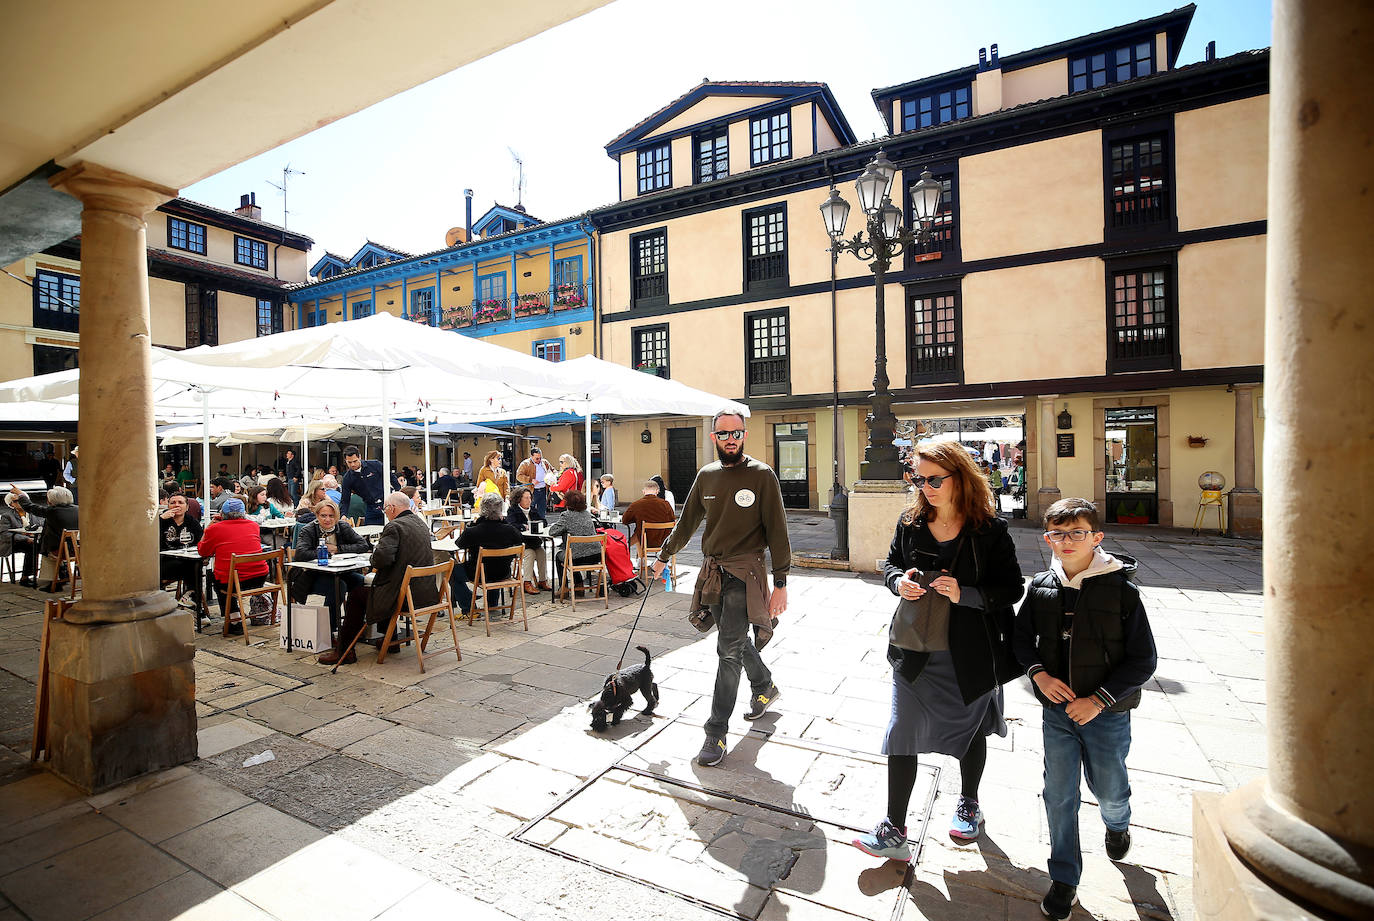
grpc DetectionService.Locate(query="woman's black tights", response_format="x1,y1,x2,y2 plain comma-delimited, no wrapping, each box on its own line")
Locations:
885,735,988,827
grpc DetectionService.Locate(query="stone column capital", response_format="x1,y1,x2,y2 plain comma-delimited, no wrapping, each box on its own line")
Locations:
49,162,176,217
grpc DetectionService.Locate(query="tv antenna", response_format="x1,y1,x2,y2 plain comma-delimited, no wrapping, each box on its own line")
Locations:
507,147,526,210
267,164,306,228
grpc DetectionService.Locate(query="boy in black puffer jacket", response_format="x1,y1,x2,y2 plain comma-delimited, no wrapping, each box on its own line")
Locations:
1013,497,1157,921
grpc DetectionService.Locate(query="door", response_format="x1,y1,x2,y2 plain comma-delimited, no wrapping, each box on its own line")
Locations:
667,428,697,503
1104,407,1158,524
774,423,809,508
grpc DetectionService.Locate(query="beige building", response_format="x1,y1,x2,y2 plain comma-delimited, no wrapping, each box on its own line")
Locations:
0,193,311,478
593,7,1266,535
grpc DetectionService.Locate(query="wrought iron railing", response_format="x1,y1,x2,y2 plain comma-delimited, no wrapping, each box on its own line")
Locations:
434,283,590,330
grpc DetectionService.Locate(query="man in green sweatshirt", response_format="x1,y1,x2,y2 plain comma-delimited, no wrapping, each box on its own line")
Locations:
653,410,790,766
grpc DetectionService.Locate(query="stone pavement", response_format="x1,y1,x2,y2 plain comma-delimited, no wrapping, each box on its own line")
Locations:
0,519,1265,920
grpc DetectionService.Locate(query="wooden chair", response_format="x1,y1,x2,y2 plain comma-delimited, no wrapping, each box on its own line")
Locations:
52,529,80,600
559,534,608,611
638,521,677,585
183,479,198,495
470,546,526,636
421,507,446,531
222,548,287,646
374,559,457,673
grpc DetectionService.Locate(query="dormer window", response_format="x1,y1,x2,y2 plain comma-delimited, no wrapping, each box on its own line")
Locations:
695,129,729,183
901,85,970,131
750,111,791,166
1071,40,1153,93
637,143,672,194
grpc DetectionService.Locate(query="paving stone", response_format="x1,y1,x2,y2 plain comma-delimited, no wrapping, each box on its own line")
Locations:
0,829,184,921
195,716,274,758
511,662,608,698
301,712,394,750
388,696,527,746
197,732,334,795
161,802,325,888
101,771,254,843
480,685,584,722
453,759,583,820
0,808,116,877
86,870,275,921
320,681,429,716
259,754,422,830
343,725,481,784
0,772,86,837
504,640,604,670
233,688,355,735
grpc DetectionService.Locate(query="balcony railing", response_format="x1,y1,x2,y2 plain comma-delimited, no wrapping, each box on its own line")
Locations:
435,283,590,330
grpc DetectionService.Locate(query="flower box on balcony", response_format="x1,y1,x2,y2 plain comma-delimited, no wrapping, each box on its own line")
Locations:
514,296,547,318
553,285,585,311
635,363,662,376
475,300,510,324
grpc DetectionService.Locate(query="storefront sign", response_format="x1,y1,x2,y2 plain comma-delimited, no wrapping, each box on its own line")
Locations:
1056,433,1075,458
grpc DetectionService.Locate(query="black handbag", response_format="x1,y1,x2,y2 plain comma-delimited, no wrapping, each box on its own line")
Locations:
888,570,951,652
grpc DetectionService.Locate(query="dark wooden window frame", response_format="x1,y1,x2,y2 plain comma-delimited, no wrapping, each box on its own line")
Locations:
741,202,788,291
903,160,960,269
1104,250,1179,375
900,83,971,131
632,323,670,378
904,278,962,386
32,269,80,333
256,298,282,337
744,306,790,397
167,216,207,254
1071,37,1154,93
33,344,78,376
184,283,219,347
234,235,268,270
630,228,668,308
1103,116,1176,242
750,109,791,166
694,128,729,183
636,142,672,194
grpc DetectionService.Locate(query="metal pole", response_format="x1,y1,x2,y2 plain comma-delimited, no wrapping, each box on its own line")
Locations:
200,389,211,524
423,416,432,505
301,422,309,491
380,374,391,492
584,399,593,480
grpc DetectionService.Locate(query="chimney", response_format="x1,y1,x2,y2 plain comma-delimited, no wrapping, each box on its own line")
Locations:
1205,40,1216,62
989,43,999,67
235,192,262,220
464,189,474,241
978,48,988,71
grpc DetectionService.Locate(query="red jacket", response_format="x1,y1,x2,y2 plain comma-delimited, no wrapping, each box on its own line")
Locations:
198,517,268,583
552,468,579,509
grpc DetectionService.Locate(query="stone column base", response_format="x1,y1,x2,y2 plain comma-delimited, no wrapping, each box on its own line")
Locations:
1228,489,1263,538
1036,487,1062,522
45,598,197,793
846,480,912,573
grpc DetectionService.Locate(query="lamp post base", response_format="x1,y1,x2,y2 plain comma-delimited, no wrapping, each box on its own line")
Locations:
846,479,912,573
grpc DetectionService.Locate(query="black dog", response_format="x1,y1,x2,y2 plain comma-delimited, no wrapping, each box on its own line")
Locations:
590,645,658,731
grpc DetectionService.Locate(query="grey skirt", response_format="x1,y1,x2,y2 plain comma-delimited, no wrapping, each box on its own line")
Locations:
882,650,1007,757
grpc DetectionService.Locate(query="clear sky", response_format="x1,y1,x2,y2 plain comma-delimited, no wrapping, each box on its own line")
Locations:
185,0,1272,266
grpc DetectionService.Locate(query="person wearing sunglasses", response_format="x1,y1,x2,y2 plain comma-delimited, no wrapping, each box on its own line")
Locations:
651,409,790,768
853,440,1024,863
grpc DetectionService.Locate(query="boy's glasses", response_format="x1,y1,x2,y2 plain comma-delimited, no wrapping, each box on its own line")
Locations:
1044,529,1098,543
912,474,953,488
712,429,746,441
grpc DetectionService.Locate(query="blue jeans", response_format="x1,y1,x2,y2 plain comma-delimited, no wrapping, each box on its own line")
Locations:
1041,703,1133,886
531,486,548,520
705,572,772,740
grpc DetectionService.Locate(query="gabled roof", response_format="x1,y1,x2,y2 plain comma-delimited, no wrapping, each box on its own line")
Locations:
158,196,314,250
473,203,541,234
310,252,349,277
871,4,1197,122
605,81,856,156
347,240,411,267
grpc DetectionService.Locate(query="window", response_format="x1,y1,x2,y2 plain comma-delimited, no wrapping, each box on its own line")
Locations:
33,269,80,332
908,169,957,261
743,204,787,290
477,272,506,305
695,129,728,183
234,235,268,270
637,143,671,194
1109,265,1173,371
1071,40,1153,93
302,307,326,328
533,338,564,362
1109,134,1168,229
907,288,960,384
901,85,970,131
352,300,374,320
256,298,282,337
745,309,789,396
554,256,583,287
409,288,435,324
318,264,339,279
167,217,206,254
750,110,791,165
632,324,669,377
184,284,218,347
630,229,668,307
33,345,77,377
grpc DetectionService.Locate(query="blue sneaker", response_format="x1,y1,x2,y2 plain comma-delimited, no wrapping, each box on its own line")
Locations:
949,796,984,840
852,819,912,861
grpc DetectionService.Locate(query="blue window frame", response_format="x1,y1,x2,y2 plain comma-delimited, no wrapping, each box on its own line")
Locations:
303,307,327,327
352,300,374,319
167,217,206,254
409,288,435,323
533,338,565,362
477,271,506,305
554,256,583,288
901,85,970,131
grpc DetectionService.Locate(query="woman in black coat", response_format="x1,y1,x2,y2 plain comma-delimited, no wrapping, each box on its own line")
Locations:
852,441,1024,863
10,485,79,591
290,499,369,628
505,486,551,593
459,493,525,609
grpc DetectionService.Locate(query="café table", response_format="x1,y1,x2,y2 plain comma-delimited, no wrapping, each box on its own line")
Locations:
284,553,372,649
259,518,295,549
354,524,384,541
158,547,210,631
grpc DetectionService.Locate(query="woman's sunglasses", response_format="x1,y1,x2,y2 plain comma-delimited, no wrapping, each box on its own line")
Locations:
912,474,953,489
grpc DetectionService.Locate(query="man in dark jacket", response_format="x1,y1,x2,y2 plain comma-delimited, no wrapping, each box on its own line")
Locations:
284,449,303,502
320,492,438,665
338,445,389,526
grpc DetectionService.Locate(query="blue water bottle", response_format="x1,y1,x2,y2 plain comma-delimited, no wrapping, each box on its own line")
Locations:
317,536,330,566
662,566,673,593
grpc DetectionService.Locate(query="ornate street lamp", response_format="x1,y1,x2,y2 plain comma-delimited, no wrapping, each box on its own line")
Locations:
820,152,943,480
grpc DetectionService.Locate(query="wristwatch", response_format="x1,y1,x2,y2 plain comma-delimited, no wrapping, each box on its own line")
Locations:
773,578,787,588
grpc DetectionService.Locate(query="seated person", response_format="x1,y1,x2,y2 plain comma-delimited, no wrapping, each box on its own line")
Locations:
505,486,551,594
10,485,79,592
458,493,525,611
1,491,37,585
158,494,204,611
622,479,676,552
321,473,342,504
320,492,439,665
432,467,458,503
264,477,296,519
547,489,602,590
208,477,236,512
290,499,369,629
595,474,616,513
196,498,268,632
162,481,202,520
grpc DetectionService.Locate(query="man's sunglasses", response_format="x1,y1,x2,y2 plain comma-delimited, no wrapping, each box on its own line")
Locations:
712,429,746,441
912,474,953,488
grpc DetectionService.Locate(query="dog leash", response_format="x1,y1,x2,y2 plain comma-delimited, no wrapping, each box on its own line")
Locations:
615,571,664,670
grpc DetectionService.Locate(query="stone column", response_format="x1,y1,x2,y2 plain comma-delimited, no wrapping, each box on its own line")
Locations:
1036,396,1060,519
44,162,196,792
1227,384,1261,537
1194,2,1374,918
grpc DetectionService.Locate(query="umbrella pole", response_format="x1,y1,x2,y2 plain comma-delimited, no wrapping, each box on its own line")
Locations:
584,399,593,479
200,389,211,525
380,375,391,492
302,422,309,489
423,417,431,505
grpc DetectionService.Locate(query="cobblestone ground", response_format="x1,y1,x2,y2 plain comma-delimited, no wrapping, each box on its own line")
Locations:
0,515,1263,921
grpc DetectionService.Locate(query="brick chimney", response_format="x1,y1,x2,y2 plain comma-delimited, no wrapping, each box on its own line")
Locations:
235,193,262,220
